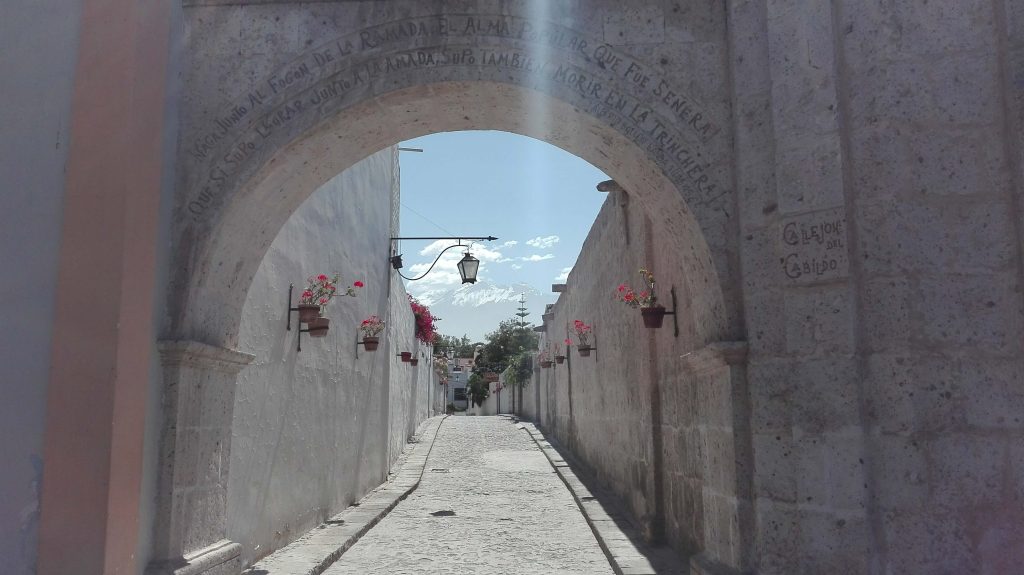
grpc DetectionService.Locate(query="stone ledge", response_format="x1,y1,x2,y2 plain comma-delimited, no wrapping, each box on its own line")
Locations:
146,539,241,575
158,340,256,373
518,422,687,575
679,341,748,376
242,415,448,575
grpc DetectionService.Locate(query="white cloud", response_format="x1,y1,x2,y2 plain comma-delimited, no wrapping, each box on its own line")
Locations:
554,266,572,282
526,235,560,249
510,264,523,270
404,239,516,292
501,240,518,248
520,254,555,262
406,251,473,288
416,240,509,263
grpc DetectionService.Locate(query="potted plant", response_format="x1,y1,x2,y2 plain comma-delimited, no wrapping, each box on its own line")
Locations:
554,342,566,364
298,273,363,323
572,320,594,356
359,315,385,350
538,351,553,369
615,268,666,328
400,351,412,362
410,357,419,366
409,295,438,344
308,317,330,337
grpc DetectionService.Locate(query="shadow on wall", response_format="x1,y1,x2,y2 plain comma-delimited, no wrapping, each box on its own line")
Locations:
532,190,753,573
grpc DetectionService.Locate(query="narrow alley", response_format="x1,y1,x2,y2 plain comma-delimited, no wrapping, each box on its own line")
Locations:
323,416,615,574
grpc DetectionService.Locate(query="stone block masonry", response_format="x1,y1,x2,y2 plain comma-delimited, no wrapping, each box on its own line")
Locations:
5,0,1023,573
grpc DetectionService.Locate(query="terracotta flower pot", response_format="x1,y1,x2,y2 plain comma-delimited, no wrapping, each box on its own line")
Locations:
362,336,379,351
555,356,566,364
308,317,330,337
641,306,667,328
297,304,320,323
540,360,553,368
400,351,412,362
410,358,419,366
577,345,592,357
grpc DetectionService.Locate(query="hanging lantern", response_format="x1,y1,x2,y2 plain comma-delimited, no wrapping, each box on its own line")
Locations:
457,252,480,284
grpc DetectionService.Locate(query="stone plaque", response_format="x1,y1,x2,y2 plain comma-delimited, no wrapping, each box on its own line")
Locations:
779,207,849,283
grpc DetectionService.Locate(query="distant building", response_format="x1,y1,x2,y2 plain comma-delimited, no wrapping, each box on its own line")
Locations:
447,363,470,409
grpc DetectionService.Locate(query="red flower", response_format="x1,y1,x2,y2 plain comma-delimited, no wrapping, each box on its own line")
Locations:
302,290,313,298
354,280,364,288
319,297,328,304
328,285,336,291
317,274,328,282
618,284,627,292
564,338,572,345
624,293,635,302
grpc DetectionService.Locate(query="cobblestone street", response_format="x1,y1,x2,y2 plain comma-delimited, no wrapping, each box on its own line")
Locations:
322,417,615,575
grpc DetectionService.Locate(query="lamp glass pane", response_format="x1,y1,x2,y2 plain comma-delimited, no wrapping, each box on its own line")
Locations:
457,253,480,283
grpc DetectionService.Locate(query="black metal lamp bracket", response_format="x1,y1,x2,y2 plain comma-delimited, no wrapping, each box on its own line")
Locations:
668,287,679,337
286,283,302,331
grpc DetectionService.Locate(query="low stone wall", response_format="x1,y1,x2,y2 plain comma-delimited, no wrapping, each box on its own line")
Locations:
227,149,435,568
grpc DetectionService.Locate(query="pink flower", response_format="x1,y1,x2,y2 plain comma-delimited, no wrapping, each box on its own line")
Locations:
319,297,328,304
639,291,648,298
302,290,313,298
624,293,634,302
564,338,572,345
354,281,364,288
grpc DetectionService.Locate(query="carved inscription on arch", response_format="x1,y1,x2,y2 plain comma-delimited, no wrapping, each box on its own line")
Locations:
185,15,725,219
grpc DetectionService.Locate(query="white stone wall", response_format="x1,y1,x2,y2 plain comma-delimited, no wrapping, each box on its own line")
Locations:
227,148,434,567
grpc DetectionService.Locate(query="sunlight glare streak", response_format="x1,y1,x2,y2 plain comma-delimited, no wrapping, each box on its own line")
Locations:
523,0,554,217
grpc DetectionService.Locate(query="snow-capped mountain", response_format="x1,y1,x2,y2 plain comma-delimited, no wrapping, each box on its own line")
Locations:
409,281,555,341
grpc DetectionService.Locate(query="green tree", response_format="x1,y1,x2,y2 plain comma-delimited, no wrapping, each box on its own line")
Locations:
504,352,534,388
467,372,490,407
474,318,539,377
434,333,477,358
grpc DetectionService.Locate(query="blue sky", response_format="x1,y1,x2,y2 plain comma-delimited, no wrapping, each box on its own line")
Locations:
397,131,608,305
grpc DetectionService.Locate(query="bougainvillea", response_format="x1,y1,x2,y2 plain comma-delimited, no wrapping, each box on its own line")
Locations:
409,295,438,344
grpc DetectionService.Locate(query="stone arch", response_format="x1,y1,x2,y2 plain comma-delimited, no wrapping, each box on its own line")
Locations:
152,6,747,573
174,82,731,345
167,8,740,346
